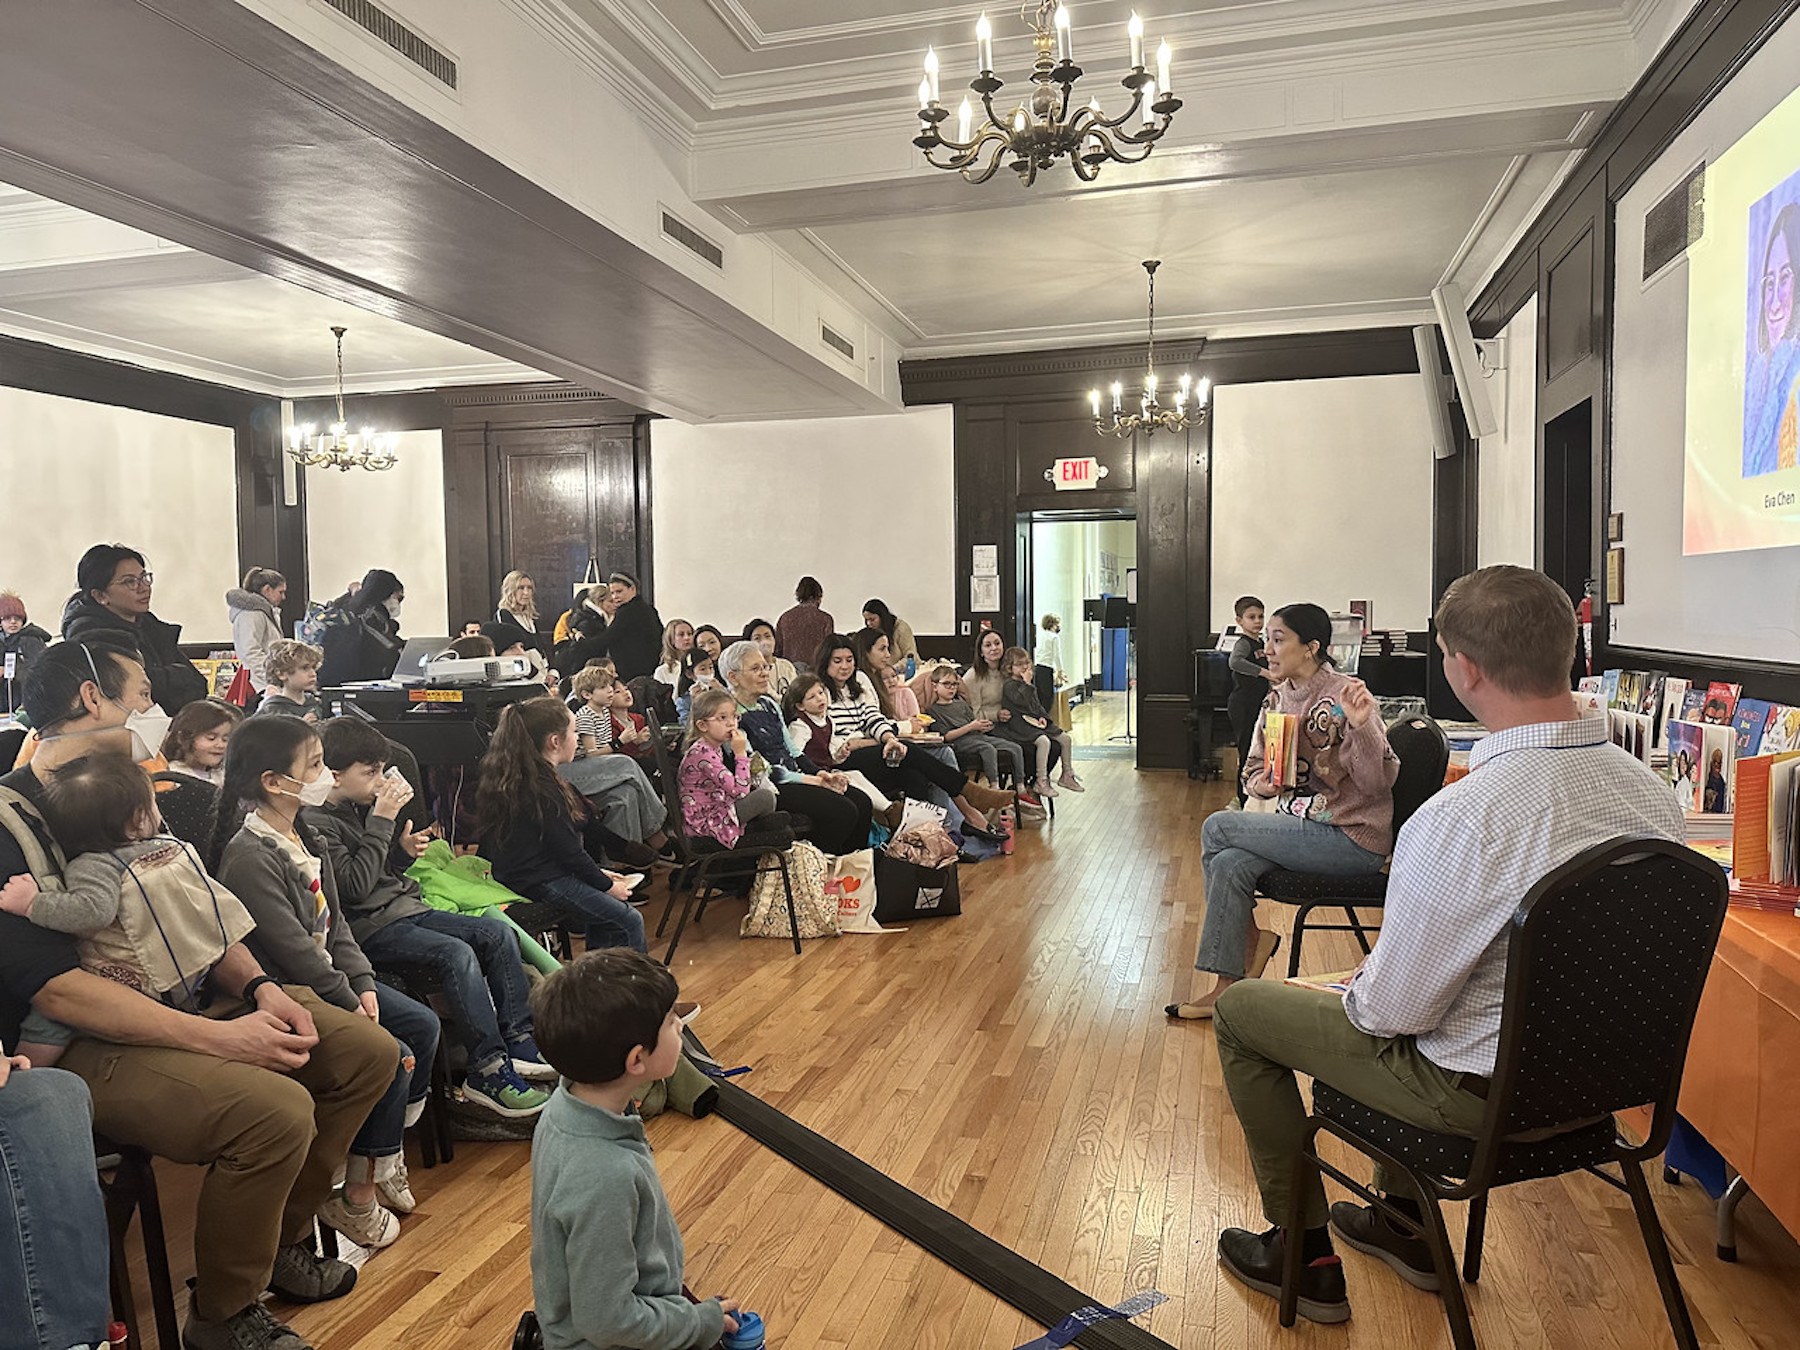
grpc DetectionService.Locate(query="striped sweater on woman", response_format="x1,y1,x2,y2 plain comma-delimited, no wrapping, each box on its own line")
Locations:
826,679,896,745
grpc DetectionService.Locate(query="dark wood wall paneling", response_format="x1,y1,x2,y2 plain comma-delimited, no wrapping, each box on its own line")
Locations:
1468,0,1800,699
902,328,1424,769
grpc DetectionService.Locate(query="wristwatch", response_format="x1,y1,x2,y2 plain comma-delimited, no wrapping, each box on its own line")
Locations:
241,974,278,1004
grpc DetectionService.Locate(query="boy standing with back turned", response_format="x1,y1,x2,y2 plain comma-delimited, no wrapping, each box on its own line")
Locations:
529,949,741,1350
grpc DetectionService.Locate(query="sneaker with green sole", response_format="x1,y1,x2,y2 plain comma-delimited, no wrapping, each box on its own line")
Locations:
462,1065,550,1119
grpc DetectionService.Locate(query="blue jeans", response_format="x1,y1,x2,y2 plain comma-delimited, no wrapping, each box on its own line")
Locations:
360,910,535,1076
349,986,440,1161
0,1067,109,1349
1196,810,1386,977
529,874,647,954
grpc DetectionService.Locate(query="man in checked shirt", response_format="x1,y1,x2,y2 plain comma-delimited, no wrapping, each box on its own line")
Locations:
1210,565,1683,1325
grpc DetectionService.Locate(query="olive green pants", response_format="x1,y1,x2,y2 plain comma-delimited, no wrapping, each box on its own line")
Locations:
1213,980,1488,1229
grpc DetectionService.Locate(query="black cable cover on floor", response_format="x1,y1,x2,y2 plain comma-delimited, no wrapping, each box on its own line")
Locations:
705,1073,1180,1350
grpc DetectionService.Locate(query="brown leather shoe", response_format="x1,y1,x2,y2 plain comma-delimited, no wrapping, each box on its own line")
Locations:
959,780,1016,813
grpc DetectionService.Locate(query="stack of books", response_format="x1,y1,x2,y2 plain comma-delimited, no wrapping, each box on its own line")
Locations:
1728,750,1800,913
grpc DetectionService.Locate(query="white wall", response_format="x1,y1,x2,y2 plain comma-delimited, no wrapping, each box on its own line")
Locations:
0,385,238,643
1477,295,1539,568
304,430,449,638
1211,374,1436,633
650,407,955,637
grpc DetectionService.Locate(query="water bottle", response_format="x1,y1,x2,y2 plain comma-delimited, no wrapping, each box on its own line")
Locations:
721,1310,765,1350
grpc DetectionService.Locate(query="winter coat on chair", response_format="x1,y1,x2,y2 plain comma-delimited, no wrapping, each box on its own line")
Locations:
0,622,50,716
61,594,209,715
226,588,284,692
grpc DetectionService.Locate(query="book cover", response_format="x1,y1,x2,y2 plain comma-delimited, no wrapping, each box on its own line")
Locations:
1763,706,1800,756
1703,682,1742,725
1577,675,1603,695
1667,721,1704,812
1681,688,1709,722
1657,677,1692,751
1600,668,1622,708
1734,698,1775,759
1618,671,1644,714
1699,723,1736,813
1608,709,1653,764
1264,710,1298,790
1638,672,1667,716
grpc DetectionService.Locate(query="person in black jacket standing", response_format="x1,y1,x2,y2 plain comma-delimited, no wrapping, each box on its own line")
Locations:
0,592,50,717
60,544,208,715
554,571,662,683
317,569,406,687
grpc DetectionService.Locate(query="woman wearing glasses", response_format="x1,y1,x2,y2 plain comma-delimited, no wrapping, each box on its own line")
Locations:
61,543,208,715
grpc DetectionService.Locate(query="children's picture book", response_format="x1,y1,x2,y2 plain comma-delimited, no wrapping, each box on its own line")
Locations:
1702,682,1742,725
1638,672,1667,716
1680,688,1709,722
1667,721,1705,811
1734,698,1775,759
1763,705,1800,756
1264,710,1298,790
1608,709,1653,764
1698,723,1736,813
1657,677,1692,751
1618,671,1645,715
1600,668,1623,708
1284,970,1358,996
1577,675,1603,696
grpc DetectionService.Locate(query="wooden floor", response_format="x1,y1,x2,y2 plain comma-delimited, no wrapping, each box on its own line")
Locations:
1068,689,1128,745
125,762,1800,1349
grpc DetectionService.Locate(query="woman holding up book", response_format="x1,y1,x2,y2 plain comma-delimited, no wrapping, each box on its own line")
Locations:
1166,603,1399,1021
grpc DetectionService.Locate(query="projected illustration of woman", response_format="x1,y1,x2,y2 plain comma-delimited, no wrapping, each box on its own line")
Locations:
1744,202,1800,477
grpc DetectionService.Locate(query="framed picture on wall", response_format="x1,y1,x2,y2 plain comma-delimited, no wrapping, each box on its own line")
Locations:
1605,548,1625,605
1606,512,1625,543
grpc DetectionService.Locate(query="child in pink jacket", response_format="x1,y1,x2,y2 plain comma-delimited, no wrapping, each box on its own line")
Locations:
677,689,777,847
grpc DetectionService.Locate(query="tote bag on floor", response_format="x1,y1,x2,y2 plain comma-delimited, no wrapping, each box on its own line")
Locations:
742,841,839,939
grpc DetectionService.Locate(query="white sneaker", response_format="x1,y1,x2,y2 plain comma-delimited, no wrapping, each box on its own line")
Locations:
377,1158,417,1214
317,1189,401,1250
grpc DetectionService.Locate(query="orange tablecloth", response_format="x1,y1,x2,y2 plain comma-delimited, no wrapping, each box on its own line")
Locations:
1678,907,1800,1241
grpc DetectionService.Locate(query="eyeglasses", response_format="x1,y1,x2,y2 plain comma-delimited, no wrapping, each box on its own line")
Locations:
111,572,153,591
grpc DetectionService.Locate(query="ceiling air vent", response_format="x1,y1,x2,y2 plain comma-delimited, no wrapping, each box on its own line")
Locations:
821,323,856,361
1643,164,1705,281
661,212,724,269
321,0,457,89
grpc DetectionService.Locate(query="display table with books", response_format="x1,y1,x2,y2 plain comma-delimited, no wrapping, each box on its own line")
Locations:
1677,905,1800,1245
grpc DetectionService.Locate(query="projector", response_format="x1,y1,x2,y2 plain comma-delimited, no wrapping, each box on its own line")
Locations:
422,655,534,687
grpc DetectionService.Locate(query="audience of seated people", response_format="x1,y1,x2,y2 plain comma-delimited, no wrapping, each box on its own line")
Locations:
0,556,1103,1350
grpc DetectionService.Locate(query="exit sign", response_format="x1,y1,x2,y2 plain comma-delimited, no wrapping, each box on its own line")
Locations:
1049,456,1107,490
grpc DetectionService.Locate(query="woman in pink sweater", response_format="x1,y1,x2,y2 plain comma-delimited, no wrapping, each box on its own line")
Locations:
1167,603,1399,1020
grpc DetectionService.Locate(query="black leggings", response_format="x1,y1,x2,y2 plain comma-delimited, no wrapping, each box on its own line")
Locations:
839,743,966,804
776,780,873,855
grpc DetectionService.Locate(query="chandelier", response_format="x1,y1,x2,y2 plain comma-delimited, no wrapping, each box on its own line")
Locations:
286,326,399,472
913,4,1180,186
1091,260,1207,438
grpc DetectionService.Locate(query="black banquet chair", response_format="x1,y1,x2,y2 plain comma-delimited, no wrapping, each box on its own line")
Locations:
1279,836,1729,1350
1255,713,1449,977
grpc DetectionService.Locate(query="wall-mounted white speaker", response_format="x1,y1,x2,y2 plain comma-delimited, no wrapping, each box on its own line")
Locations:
1413,325,1459,460
1430,282,1500,439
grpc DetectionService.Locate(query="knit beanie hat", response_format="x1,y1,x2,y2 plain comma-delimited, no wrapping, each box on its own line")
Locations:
0,592,25,622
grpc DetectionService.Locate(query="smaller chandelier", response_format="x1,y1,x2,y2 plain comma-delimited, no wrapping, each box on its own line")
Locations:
287,326,399,473
913,4,1181,186
1092,260,1207,438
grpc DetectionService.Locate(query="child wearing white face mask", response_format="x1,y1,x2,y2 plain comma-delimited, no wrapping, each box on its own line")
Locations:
213,714,440,1251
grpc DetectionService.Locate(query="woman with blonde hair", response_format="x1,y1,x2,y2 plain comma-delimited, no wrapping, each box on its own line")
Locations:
656,618,695,688
494,570,542,653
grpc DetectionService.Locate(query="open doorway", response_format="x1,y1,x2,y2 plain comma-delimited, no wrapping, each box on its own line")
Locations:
1022,512,1137,750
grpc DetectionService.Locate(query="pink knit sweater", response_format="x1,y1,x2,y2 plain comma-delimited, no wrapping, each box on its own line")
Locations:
1244,665,1400,855
678,739,753,846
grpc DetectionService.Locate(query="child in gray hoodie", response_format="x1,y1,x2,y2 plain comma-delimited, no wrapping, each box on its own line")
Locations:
529,949,742,1350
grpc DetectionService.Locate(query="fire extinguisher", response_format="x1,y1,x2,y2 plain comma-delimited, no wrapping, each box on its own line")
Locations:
1577,592,1594,676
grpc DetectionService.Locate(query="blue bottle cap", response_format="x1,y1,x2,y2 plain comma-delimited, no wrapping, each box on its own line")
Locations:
722,1310,764,1348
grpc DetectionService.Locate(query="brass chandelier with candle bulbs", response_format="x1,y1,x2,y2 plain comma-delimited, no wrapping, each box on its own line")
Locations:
286,326,399,473
1092,261,1207,438
913,3,1181,185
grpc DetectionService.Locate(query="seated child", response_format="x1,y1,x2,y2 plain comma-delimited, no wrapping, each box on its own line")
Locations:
256,639,324,722
781,674,892,812
678,689,782,849
607,678,652,760
572,667,618,757
529,949,741,1350
160,697,241,786
673,648,717,727
881,663,920,726
306,718,555,1137
0,754,257,1061
997,646,1083,798
923,666,1033,802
